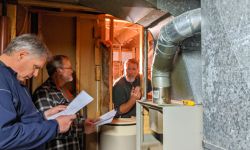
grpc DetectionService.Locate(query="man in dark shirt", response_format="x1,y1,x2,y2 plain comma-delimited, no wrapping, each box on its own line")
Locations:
113,58,152,118
0,34,76,149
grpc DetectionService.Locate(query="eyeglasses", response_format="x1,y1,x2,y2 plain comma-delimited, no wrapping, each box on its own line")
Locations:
60,67,73,70
33,65,42,70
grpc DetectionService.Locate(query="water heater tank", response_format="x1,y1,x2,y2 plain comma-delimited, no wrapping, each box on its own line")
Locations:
100,118,136,150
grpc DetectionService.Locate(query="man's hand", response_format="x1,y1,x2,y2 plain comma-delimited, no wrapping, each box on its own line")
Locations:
44,105,67,119
55,114,76,133
84,118,99,134
130,86,141,101
119,86,141,114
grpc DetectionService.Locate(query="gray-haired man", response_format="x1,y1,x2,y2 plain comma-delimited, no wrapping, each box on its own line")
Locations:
0,34,76,149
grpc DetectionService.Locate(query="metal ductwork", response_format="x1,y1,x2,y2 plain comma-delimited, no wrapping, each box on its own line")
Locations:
151,8,201,104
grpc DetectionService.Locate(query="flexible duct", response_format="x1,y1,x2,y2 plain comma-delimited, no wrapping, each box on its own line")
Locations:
151,8,201,104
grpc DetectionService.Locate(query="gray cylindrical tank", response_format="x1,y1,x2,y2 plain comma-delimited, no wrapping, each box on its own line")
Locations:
100,118,136,150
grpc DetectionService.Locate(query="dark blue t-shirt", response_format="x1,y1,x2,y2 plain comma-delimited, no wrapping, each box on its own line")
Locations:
0,60,58,150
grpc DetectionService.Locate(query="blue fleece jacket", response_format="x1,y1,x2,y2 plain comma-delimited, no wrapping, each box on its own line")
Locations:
0,61,58,150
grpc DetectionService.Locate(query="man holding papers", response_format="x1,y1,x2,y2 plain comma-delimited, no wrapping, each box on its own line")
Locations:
0,34,76,150
33,55,97,150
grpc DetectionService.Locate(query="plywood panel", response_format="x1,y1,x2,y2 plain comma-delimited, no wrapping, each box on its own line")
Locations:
41,15,76,69
76,17,97,118
32,14,76,92
76,17,98,150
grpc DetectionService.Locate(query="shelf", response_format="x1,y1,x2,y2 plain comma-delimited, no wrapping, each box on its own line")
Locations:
136,100,203,150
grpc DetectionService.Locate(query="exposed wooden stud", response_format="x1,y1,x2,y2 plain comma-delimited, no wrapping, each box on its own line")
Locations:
139,25,144,74
109,17,114,111
76,17,81,94
7,4,16,40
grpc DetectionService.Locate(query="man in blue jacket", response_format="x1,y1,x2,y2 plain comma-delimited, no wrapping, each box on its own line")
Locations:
0,34,76,150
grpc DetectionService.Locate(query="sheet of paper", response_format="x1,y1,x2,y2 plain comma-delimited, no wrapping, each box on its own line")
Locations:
47,91,93,120
95,110,117,126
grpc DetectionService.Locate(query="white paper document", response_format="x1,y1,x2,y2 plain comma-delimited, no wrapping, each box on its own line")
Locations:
47,91,93,120
95,110,117,126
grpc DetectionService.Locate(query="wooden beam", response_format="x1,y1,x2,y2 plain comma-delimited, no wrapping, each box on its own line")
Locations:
29,8,98,19
18,0,99,13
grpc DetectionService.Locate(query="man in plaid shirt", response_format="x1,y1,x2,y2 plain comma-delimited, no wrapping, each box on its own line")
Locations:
33,55,96,150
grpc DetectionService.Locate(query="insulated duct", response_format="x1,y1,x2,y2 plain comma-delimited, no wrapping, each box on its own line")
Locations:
151,8,201,104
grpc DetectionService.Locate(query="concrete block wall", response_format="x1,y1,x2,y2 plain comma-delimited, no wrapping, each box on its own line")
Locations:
202,0,250,149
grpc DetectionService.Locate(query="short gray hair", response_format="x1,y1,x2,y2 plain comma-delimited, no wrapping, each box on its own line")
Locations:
4,34,49,58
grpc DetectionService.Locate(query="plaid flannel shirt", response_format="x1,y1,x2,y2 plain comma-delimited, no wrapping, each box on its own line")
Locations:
33,78,84,150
